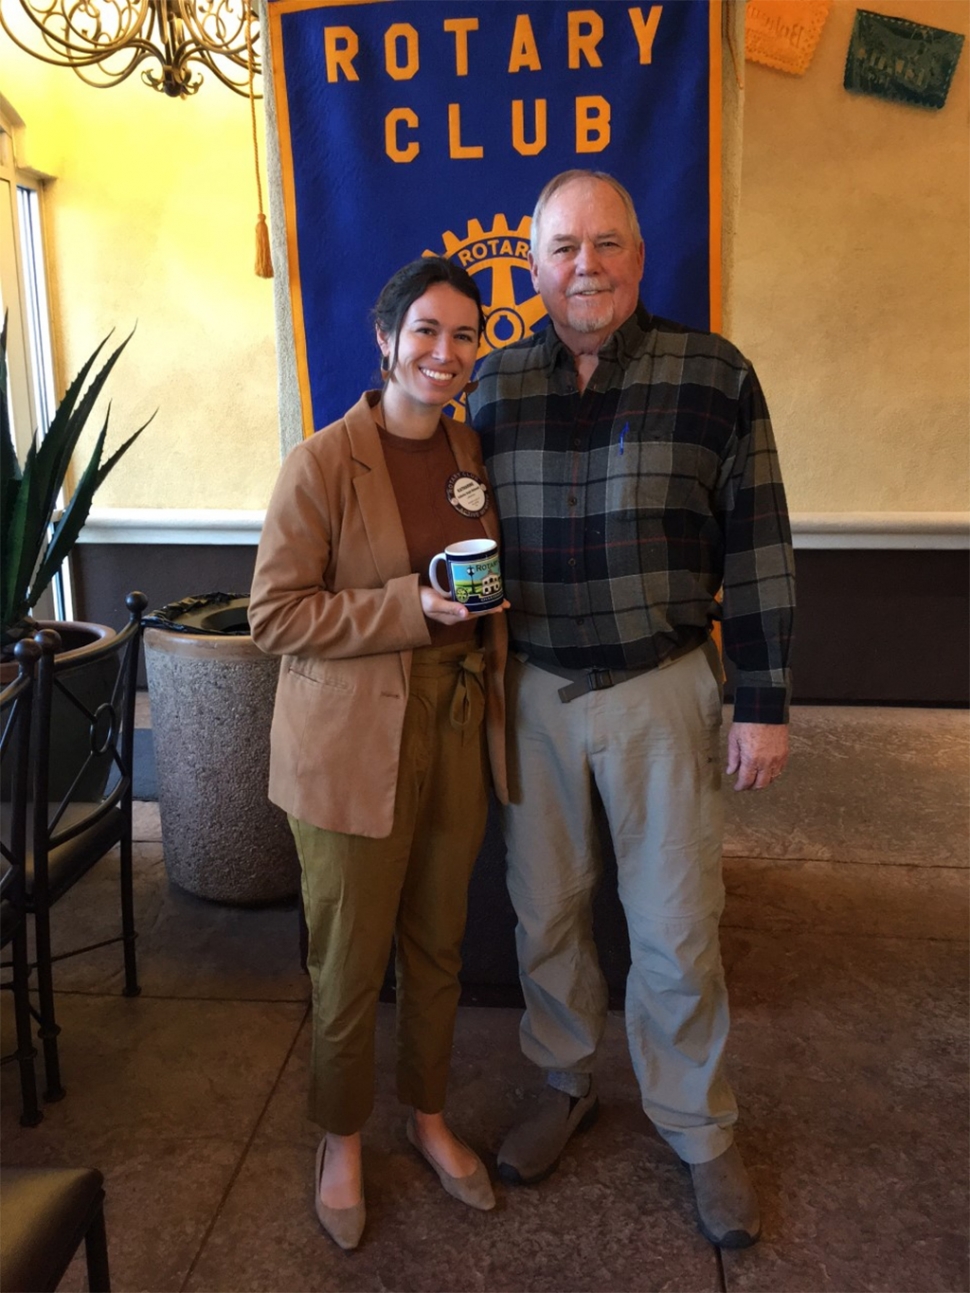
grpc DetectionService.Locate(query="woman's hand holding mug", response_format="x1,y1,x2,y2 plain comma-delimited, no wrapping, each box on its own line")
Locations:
428,539,504,613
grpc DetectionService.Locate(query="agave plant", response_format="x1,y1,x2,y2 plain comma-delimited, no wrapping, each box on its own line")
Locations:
0,317,154,652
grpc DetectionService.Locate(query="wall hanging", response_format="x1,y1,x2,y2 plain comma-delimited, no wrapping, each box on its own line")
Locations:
745,0,832,76
844,8,964,110
265,0,723,436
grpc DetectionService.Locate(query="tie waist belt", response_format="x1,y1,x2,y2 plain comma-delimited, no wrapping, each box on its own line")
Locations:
410,642,485,732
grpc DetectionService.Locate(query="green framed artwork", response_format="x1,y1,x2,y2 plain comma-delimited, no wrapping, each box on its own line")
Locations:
844,8,964,110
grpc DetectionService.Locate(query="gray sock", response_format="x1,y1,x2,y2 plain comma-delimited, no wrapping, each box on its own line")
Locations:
548,1070,592,1099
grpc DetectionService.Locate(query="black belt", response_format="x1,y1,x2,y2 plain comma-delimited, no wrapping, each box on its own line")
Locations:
526,637,706,703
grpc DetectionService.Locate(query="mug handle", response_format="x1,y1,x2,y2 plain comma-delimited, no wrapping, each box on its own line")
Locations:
428,553,452,598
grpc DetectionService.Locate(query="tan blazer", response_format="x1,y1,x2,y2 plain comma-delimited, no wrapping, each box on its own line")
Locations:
249,393,508,838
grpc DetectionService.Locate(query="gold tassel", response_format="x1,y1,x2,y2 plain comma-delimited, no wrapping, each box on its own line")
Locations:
255,212,273,278
247,1,274,278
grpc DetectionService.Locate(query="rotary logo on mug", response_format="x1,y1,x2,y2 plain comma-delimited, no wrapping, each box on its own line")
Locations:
429,539,503,611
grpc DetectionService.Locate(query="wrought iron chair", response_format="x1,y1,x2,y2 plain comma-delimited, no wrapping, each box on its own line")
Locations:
28,591,147,1100
0,639,43,1126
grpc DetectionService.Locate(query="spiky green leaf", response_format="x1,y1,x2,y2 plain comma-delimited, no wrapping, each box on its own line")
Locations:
1,441,44,634
0,314,22,491
31,401,153,603
0,321,152,646
33,330,129,534
0,318,25,582
94,408,155,490
29,418,110,606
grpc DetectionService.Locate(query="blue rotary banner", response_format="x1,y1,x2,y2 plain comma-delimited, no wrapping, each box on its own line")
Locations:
267,0,721,436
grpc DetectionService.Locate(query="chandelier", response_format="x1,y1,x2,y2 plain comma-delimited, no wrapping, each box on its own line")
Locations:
0,0,261,98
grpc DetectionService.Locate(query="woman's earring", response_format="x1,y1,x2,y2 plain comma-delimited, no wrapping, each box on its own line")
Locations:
380,352,390,380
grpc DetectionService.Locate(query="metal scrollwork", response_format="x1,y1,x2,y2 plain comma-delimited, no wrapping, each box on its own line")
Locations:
0,0,261,97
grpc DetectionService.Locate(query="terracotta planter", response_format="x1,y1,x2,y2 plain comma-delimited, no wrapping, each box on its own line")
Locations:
1,621,118,802
0,620,115,685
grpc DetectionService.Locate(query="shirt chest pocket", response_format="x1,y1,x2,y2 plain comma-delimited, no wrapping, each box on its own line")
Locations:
604,438,718,521
605,440,676,519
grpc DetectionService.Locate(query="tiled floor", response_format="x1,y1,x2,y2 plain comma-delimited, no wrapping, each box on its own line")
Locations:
2,707,968,1293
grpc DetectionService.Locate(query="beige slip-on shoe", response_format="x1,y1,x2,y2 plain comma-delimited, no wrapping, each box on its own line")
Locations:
406,1115,496,1211
314,1135,365,1251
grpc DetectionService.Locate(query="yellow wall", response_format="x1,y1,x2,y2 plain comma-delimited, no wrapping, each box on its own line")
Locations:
732,0,969,512
2,0,968,514
1,30,279,509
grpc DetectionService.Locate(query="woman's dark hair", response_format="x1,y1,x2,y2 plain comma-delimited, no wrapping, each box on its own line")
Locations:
373,256,485,372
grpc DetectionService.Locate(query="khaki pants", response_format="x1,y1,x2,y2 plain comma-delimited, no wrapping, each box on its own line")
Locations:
290,642,488,1134
504,645,737,1163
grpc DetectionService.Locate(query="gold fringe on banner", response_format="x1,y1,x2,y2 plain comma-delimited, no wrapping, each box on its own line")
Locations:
247,2,273,278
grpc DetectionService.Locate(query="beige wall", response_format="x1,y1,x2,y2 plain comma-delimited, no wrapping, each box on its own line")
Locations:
732,0,969,513
0,33,279,509
2,0,968,515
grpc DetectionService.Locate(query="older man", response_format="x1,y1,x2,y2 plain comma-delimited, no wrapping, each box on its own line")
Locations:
468,170,794,1248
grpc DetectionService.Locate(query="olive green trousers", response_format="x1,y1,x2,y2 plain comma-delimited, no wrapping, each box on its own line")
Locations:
288,642,488,1134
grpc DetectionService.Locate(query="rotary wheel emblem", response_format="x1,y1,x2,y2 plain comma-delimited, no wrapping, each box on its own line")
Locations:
425,215,547,421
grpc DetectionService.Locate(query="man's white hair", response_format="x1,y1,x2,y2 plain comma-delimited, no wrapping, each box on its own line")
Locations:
530,170,643,256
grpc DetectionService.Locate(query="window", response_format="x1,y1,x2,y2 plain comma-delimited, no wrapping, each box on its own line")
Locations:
0,100,69,619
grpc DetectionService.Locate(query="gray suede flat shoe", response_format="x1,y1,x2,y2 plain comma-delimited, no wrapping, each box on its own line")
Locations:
314,1136,365,1251
689,1143,761,1248
406,1115,496,1211
497,1084,600,1185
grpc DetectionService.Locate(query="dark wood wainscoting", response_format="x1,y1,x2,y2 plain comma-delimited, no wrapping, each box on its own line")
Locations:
782,548,966,706
72,544,968,705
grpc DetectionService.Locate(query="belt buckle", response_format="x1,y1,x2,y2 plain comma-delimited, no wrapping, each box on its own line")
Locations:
586,668,614,692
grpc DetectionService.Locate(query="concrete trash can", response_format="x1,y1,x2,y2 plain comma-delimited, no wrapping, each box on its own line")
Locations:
143,594,298,905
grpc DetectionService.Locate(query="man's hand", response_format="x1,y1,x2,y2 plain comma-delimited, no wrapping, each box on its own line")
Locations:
725,722,789,791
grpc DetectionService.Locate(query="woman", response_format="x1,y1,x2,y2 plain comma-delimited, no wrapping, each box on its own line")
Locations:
249,257,508,1251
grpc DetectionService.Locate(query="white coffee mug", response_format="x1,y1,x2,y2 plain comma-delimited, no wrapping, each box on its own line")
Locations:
428,539,503,612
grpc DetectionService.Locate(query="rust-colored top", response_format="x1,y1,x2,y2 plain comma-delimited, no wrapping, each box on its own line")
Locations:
377,420,487,648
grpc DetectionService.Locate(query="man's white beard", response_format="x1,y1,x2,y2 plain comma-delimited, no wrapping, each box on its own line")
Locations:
567,299,615,333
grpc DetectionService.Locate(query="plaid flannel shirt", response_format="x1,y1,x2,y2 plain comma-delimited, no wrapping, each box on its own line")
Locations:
468,303,795,724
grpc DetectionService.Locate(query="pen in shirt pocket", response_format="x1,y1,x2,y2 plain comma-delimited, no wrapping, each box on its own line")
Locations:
618,421,629,455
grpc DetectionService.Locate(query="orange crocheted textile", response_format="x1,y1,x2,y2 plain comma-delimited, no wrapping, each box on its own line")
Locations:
745,0,832,76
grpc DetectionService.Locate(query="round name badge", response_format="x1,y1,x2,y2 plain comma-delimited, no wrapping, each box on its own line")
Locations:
446,471,489,519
